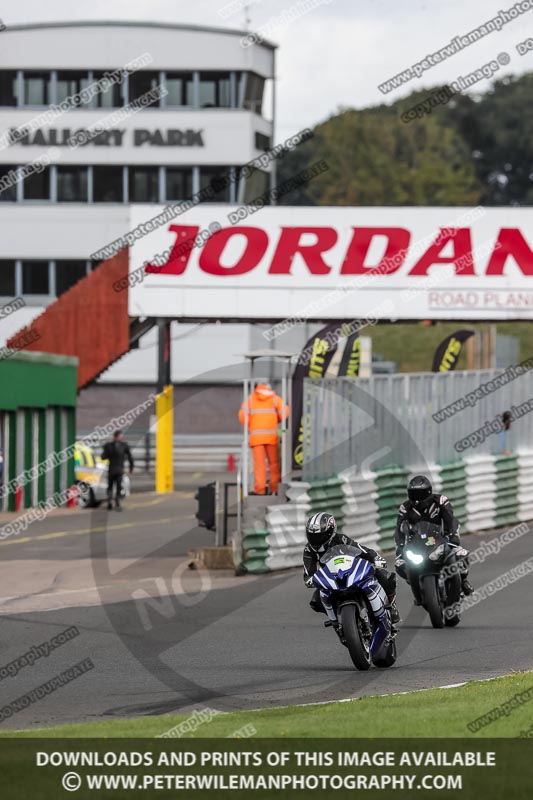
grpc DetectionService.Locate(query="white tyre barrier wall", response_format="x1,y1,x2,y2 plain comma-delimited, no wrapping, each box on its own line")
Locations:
258,452,532,574
265,481,311,571
338,466,381,549
465,455,497,531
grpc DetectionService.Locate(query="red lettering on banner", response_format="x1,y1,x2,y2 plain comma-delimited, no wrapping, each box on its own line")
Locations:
409,229,474,276
145,225,199,274
269,227,336,274
143,224,533,281
199,226,269,275
340,227,410,274
485,229,533,275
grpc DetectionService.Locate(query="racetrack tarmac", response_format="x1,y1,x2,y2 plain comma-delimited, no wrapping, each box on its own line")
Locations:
0,492,532,730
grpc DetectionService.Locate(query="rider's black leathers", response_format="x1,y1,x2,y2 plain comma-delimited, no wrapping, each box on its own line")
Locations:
394,493,470,583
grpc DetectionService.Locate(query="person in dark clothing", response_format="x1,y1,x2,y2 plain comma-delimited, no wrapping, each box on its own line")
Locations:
501,410,512,455
394,475,473,595
303,512,401,624
101,430,133,511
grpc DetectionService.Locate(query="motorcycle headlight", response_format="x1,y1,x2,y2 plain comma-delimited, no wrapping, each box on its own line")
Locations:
428,544,445,561
405,549,424,565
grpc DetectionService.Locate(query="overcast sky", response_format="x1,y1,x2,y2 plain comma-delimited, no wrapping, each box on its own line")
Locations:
2,0,532,141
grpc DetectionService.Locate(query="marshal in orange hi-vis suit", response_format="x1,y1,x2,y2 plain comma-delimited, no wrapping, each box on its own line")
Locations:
238,383,289,495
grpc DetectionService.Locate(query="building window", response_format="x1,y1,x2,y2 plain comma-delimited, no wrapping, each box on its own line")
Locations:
22,167,50,200
199,167,232,202
0,71,17,106
23,72,51,105
129,167,159,202
199,72,231,108
1,165,243,203
93,71,122,107
55,260,88,296
0,261,16,296
93,165,123,202
57,71,91,106
244,73,265,114
166,72,194,106
166,168,193,201
22,261,49,295
255,132,272,152
0,167,17,201
57,166,88,202
128,71,161,105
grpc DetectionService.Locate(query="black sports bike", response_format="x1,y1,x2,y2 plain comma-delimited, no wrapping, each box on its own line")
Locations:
401,521,462,628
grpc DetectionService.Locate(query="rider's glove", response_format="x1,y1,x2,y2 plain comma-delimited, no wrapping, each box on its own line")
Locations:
305,577,315,588
373,555,387,569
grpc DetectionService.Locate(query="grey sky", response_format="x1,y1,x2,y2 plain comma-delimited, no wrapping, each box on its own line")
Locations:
1,0,532,141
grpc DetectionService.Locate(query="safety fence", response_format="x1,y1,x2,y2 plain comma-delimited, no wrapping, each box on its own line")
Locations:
302,369,533,481
239,451,533,573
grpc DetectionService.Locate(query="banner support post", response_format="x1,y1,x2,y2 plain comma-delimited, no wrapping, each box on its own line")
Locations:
155,319,173,494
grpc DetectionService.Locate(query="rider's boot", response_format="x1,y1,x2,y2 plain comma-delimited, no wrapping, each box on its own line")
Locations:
388,595,401,624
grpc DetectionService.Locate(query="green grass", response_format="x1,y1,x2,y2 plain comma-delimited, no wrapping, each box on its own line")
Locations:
370,321,533,373
2,672,532,738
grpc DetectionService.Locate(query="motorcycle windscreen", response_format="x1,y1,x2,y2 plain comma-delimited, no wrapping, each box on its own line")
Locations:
409,521,447,553
318,544,364,564
313,554,372,592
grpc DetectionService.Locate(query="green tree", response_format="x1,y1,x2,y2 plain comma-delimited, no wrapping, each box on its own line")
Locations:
277,105,480,206
442,73,533,206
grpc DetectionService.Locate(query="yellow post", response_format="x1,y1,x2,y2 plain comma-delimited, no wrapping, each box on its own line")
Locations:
155,384,174,493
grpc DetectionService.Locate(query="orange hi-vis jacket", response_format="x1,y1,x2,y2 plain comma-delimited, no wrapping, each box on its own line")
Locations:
238,384,289,446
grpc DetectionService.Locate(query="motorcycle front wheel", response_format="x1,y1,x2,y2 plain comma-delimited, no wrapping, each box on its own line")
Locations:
444,573,462,627
422,574,444,628
340,605,372,670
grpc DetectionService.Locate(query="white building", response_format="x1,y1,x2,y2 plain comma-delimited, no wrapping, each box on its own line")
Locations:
0,20,312,397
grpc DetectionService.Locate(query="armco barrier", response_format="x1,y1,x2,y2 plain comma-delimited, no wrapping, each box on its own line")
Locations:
77,431,242,473
250,451,532,573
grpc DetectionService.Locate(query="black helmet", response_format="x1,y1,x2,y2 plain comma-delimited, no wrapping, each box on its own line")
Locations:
306,512,337,552
408,475,432,507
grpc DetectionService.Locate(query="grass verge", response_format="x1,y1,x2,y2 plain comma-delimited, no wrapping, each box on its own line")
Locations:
1,671,532,738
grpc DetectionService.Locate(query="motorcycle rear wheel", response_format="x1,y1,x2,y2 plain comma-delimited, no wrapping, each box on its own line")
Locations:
422,575,444,628
340,605,372,670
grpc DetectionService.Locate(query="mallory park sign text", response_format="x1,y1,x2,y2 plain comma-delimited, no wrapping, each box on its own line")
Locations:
5,128,204,147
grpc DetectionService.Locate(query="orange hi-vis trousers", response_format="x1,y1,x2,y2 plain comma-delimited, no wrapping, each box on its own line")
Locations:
252,444,281,495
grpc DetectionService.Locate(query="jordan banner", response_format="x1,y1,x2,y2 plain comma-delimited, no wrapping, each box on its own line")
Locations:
128,205,533,321
337,324,360,377
292,324,341,469
432,329,474,372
